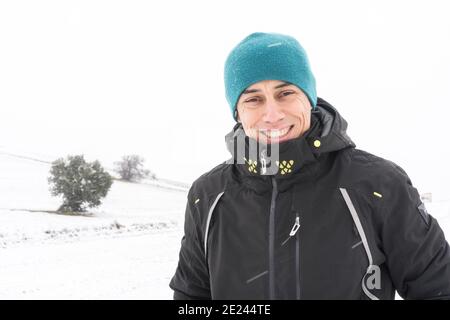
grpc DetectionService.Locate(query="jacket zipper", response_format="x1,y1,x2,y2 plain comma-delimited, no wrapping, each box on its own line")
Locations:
269,177,278,300
261,150,267,175
281,215,301,299
294,215,301,299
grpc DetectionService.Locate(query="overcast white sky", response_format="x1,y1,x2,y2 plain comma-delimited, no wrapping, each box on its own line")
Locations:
1,0,449,199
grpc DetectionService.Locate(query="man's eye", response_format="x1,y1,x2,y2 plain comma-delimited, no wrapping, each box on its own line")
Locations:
280,91,295,97
245,97,260,103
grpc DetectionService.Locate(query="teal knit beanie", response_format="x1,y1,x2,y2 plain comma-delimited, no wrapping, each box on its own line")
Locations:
224,32,317,120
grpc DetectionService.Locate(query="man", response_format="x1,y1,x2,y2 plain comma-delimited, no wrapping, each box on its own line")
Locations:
170,32,450,299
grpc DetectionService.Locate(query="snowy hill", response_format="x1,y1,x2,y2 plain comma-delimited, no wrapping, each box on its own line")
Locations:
0,150,188,247
0,150,188,299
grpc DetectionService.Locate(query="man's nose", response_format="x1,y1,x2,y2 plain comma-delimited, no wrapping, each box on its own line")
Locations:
262,101,285,123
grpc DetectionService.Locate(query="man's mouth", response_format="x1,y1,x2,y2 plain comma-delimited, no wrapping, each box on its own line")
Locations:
258,125,293,140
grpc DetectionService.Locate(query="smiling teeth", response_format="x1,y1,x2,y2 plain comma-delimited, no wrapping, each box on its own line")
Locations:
259,127,290,138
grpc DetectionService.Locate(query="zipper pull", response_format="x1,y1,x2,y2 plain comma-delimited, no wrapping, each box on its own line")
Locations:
281,216,300,246
260,150,267,175
289,216,300,236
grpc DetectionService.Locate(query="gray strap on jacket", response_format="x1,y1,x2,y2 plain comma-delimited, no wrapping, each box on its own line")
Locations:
204,191,225,260
340,187,379,301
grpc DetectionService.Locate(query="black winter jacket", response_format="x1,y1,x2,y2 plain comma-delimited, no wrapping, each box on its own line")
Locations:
170,98,450,300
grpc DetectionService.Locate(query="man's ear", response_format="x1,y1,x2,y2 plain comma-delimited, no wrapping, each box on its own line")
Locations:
234,109,241,123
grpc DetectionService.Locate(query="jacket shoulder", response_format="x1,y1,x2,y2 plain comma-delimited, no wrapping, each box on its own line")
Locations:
344,148,411,185
189,161,237,202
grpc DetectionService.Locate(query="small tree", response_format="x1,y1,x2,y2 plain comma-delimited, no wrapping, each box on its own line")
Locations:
48,155,113,212
114,155,155,182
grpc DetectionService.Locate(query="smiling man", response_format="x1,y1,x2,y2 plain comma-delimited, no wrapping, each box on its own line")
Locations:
170,32,450,300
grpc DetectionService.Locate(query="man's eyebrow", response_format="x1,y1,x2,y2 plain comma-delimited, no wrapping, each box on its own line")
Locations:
242,88,260,95
274,82,293,89
242,82,293,95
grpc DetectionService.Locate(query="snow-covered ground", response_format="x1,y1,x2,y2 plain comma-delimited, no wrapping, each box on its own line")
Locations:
0,228,183,299
0,151,187,299
1,150,450,300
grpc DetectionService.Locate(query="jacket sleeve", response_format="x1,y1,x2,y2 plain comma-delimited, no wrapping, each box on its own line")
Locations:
380,168,450,300
169,186,211,300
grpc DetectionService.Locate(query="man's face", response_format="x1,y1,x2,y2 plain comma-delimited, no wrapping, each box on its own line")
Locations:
236,80,312,144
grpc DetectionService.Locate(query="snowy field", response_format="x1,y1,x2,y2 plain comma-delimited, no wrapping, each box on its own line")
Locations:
0,151,187,299
1,150,450,300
